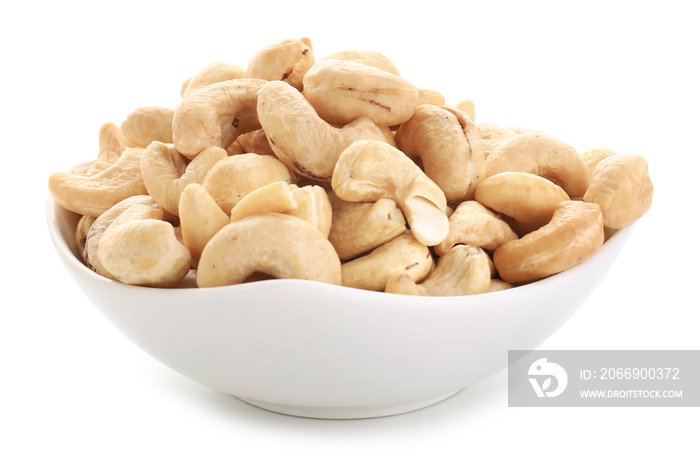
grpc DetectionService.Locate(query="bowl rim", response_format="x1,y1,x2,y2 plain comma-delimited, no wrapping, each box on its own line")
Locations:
46,195,634,303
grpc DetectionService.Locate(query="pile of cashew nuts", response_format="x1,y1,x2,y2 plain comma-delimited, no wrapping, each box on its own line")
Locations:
49,37,654,295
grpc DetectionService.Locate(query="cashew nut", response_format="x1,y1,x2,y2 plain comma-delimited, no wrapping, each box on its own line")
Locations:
485,132,589,198
332,139,449,246
474,172,570,234
478,123,517,159
417,89,446,106
120,106,175,148
83,195,160,279
287,184,333,238
70,122,126,176
172,78,267,158
75,215,95,262
386,245,491,296
434,200,517,255
302,59,419,126
98,205,191,287
583,153,653,229
178,183,230,268
327,192,406,260
197,213,341,287
201,152,293,213
581,147,616,178
341,233,433,291
236,129,275,156
257,80,387,181
48,147,147,217
395,104,485,203
321,49,400,75
181,61,247,99
456,99,475,122
493,200,604,284
246,37,314,91
140,142,227,215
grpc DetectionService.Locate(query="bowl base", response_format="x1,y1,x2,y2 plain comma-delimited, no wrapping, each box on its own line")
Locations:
236,390,462,419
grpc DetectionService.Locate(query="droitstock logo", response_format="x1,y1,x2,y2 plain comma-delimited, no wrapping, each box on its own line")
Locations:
528,358,568,398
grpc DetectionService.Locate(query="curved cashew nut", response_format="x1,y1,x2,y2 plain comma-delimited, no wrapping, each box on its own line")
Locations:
434,200,517,255
493,200,604,284
581,147,616,178
485,132,589,198
302,59,419,127
583,153,653,229
474,172,570,234
395,104,485,203
172,78,267,158
83,195,160,279
246,37,314,91
327,192,406,260
197,213,341,287
321,49,400,75
140,142,227,215
48,147,147,217
478,123,517,159
181,62,247,99
70,122,127,176
257,80,387,181
178,183,230,268
201,152,293,213
98,205,191,287
120,106,175,148
386,245,491,296
332,139,449,246
341,233,433,291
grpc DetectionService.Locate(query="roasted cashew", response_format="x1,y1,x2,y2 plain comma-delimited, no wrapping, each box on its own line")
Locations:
48,147,147,217
474,172,570,234
178,183,230,268
386,245,491,296
140,142,227,215
321,49,400,75
201,152,293,213
485,132,589,198
583,153,653,229
493,201,604,284
395,104,485,203
246,37,314,91
181,62,247,99
341,233,433,291
98,205,191,287
327,192,406,260
257,80,387,181
172,78,267,158
197,213,341,287
302,59,419,126
434,200,517,255
83,195,160,279
332,139,449,246
120,106,175,148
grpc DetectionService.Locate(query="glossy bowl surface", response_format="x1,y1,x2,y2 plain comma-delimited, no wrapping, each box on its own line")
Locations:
47,198,633,418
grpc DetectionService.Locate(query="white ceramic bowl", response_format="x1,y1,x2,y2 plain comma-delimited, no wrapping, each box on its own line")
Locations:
47,198,633,419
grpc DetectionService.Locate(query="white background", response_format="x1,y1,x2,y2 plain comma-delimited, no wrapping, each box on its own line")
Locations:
2,0,699,463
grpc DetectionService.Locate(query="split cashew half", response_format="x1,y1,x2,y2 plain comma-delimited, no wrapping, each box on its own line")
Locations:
246,37,314,91
302,58,419,126
48,147,147,217
386,245,491,296
327,192,406,260
341,233,433,291
583,153,653,229
493,201,604,284
257,80,387,181
98,205,191,287
197,213,341,287
395,104,485,203
140,142,227,215
172,78,267,158
178,183,230,268
332,139,449,246
485,132,589,198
